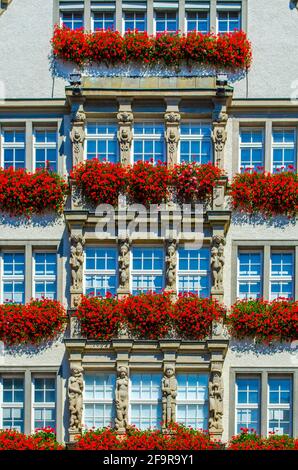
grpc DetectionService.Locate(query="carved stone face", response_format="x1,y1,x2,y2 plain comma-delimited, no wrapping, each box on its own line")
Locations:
72,367,83,377
218,246,224,255
165,368,174,378
168,245,175,256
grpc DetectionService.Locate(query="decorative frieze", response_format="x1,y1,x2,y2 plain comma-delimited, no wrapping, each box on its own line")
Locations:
164,111,180,167
117,111,133,165
115,366,129,433
209,361,224,436
162,366,178,431
70,234,85,308
68,366,84,438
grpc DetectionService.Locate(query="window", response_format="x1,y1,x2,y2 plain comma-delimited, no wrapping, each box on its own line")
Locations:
237,251,263,300
268,377,292,436
186,10,210,33
177,248,210,297
124,11,146,32
33,253,57,300
176,374,208,430
130,373,162,430
272,129,296,173
235,376,260,434
84,373,115,429
239,129,264,173
33,377,56,430
92,11,115,31
133,122,165,164
2,129,25,169
1,377,24,432
84,247,118,297
34,129,58,172
270,252,294,301
131,247,164,294
60,11,84,29
155,10,177,33
86,122,118,163
1,252,25,304
180,122,212,164
217,2,241,33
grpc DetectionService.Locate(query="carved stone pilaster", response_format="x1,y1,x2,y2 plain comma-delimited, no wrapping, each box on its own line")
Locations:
211,235,225,302
117,237,131,297
70,103,86,166
117,111,133,165
68,366,84,441
212,124,227,169
209,361,224,436
70,234,85,308
162,366,177,431
115,365,129,434
165,238,177,293
164,111,180,167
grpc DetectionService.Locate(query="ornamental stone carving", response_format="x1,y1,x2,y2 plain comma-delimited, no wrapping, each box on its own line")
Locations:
115,366,129,433
212,125,227,169
70,104,86,166
118,237,131,292
209,362,224,434
117,111,133,165
68,367,84,434
211,235,225,295
165,239,177,292
165,112,180,166
162,366,177,430
70,234,85,307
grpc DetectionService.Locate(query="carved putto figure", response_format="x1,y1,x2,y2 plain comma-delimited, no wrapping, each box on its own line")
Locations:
68,367,84,432
118,238,131,289
165,239,177,290
70,235,85,291
209,371,224,432
115,366,129,431
162,367,177,429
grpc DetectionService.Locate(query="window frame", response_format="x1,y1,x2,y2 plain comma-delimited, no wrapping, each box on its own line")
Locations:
239,127,265,173
131,245,165,295
153,9,178,34
177,246,211,297
267,375,293,437
0,250,26,305
132,120,166,165
0,375,25,433
178,121,213,164
269,250,295,301
271,127,297,174
31,375,56,432
185,8,210,33
176,372,209,430
235,374,261,435
83,372,116,430
216,2,242,34
237,249,263,300
32,251,58,301
33,127,58,172
85,120,119,163
83,245,118,298
1,127,26,170
123,10,147,33
60,10,84,30
91,10,116,31
129,372,163,430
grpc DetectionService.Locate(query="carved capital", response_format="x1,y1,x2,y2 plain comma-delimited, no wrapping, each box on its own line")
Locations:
164,111,181,123
117,111,134,125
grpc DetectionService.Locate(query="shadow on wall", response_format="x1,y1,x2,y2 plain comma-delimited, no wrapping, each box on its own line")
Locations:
230,338,298,359
231,211,296,229
1,335,65,358
0,213,64,228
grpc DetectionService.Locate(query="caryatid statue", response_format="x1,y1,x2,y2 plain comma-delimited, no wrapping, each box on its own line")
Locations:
162,366,177,430
209,368,224,433
115,366,129,432
68,367,84,433
211,235,225,292
165,239,177,291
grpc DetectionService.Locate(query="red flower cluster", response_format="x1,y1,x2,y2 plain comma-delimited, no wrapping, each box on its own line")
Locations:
171,162,224,204
75,424,221,450
227,428,298,451
228,298,298,343
0,299,66,345
230,171,298,218
0,428,64,451
173,294,226,340
76,295,121,340
126,160,170,206
52,27,252,70
71,160,127,206
0,168,68,217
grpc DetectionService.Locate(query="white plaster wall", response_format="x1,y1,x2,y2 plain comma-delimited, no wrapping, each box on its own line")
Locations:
0,0,297,99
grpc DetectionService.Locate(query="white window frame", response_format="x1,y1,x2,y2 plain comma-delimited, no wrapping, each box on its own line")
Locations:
177,247,211,297
59,10,84,29
129,372,162,430
33,127,58,172
239,128,265,173
269,251,294,301
176,373,209,430
131,246,164,295
235,375,261,435
132,121,165,165
0,251,25,304
185,8,210,33
31,375,56,432
84,246,118,297
91,10,116,31
271,127,296,173
237,250,263,300
83,372,116,430
33,251,57,301
123,10,147,33
216,2,242,34
267,375,293,437
153,9,178,34
85,121,119,163
0,375,25,433
179,121,212,164
1,127,26,170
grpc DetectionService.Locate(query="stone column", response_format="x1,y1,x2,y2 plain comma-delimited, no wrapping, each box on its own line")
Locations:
70,233,85,308
117,101,134,166
164,111,181,168
210,234,225,303
68,365,84,443
208,361,224,439
70,100,86,166
164,238,177,296
211,98,228,169
117,236,131,299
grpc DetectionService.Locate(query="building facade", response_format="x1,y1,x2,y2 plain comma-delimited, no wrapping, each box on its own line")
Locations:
0,0,297,444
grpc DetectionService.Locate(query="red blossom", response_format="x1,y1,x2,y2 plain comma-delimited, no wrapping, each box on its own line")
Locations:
126,161,170,206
